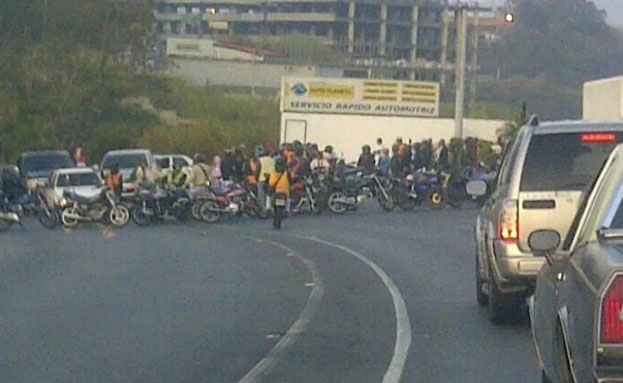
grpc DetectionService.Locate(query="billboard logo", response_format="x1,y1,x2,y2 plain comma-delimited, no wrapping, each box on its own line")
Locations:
291,83,307,96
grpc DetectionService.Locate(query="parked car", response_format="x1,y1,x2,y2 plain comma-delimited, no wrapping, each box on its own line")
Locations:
49,167,104,200
528,142,623,383
100,149,159,193
154,154,193,176
17,150,74,186
471,117,623,323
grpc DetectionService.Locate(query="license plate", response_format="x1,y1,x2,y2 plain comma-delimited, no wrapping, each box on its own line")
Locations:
275,198,287,207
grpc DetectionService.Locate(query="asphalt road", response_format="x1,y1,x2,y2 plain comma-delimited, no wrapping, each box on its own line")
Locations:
0,204,540,383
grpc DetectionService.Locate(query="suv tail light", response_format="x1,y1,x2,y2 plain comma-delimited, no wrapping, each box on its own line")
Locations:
499,200,518,242
600,274,623,344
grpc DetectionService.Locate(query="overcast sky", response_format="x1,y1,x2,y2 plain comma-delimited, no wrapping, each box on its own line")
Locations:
484,0,622,25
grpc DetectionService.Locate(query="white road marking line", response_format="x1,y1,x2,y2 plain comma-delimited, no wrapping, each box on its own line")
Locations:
287,233,412,383
237,239,324,383
304,283,314,287
208,226,411,383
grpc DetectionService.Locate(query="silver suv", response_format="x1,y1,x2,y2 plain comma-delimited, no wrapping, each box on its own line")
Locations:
473,118,623,323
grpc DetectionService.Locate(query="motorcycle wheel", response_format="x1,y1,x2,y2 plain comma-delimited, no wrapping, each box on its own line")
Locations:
328,191,348,215
428,188,445,209
109,205,130,227
243,199,259,218
61,207,80,228
200,201,222,223
311,199,323,215
446,182,467,209
377,191,395,211
38,209,58,229
175,204,192,222
0,217,12,232
394,185,417,211
132,205,152,226
191,201,203,220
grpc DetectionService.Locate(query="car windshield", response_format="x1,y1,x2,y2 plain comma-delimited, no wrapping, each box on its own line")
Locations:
520,133,621,192
57,172,102,187
101,154,147,169
21,154,73,173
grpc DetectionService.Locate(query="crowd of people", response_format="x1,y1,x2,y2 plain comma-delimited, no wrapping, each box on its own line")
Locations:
3,136,503,231
164,136,503,229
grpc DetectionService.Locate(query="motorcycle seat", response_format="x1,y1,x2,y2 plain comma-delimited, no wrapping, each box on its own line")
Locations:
210,187,230,196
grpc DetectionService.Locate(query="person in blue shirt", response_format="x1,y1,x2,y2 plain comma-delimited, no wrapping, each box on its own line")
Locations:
377,148,391,176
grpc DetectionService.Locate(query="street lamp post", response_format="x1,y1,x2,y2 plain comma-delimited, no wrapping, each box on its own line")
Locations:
454,6,468,139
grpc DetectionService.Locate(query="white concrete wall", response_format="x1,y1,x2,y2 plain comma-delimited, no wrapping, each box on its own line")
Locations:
280,112,504,162
166,58,317,88
583,76,623,120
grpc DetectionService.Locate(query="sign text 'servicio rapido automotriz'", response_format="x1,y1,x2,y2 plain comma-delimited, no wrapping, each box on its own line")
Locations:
281,77,440,118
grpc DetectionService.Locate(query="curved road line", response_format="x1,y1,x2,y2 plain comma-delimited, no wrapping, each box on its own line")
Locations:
287,233,412,383
237,238,324,383
214,226,411,383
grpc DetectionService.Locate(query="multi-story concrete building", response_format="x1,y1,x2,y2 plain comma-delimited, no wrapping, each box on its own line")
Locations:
154,0,504,82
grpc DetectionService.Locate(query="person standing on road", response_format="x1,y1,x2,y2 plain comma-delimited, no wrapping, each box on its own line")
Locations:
357,145,376,175
377,148,391,176
390,144,409,178
310,151,330,175
373,138,385,157
106,163,123,197
233,145,247,183
221,148,235,181
210,156,222,190
73,145,87,167
132,160,148,191
435,139,449,173
258,148,275,212
248,146,263,187
269,157,290,229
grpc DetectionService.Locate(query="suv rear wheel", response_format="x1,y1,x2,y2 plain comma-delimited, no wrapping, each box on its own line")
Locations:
488,264,521,324
475,254,488,305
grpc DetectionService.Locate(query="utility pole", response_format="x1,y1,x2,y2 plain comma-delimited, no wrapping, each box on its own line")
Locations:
454,6,468,139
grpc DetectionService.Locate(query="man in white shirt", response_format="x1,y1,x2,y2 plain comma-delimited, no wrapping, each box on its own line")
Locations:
373,137,385,157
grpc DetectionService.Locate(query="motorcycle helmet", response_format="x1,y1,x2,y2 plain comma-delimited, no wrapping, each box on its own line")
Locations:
194,153,205,163
254,145,265,158
362,145,371,154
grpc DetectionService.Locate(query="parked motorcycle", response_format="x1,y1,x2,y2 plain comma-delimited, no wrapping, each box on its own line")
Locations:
290,176,327,215
132,188,193,226
0,198,21,232
390,171,445,210
327,169,394,214
35,186,61,229
60,189,130,228
199,181,258,223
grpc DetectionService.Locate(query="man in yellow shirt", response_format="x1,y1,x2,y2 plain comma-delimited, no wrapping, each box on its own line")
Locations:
269,157,289,229
258,147,275,211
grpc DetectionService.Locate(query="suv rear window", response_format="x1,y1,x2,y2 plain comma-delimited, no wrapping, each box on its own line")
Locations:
520,132,621,192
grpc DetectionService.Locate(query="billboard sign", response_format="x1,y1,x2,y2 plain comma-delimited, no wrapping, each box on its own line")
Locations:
281,77,440,117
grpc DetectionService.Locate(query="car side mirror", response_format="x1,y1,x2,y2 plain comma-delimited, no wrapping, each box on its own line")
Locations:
528,230,564,265
92,164,99,171
466,180,487,197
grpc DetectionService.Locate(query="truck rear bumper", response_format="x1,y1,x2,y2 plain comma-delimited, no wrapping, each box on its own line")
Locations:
491,239,545,291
